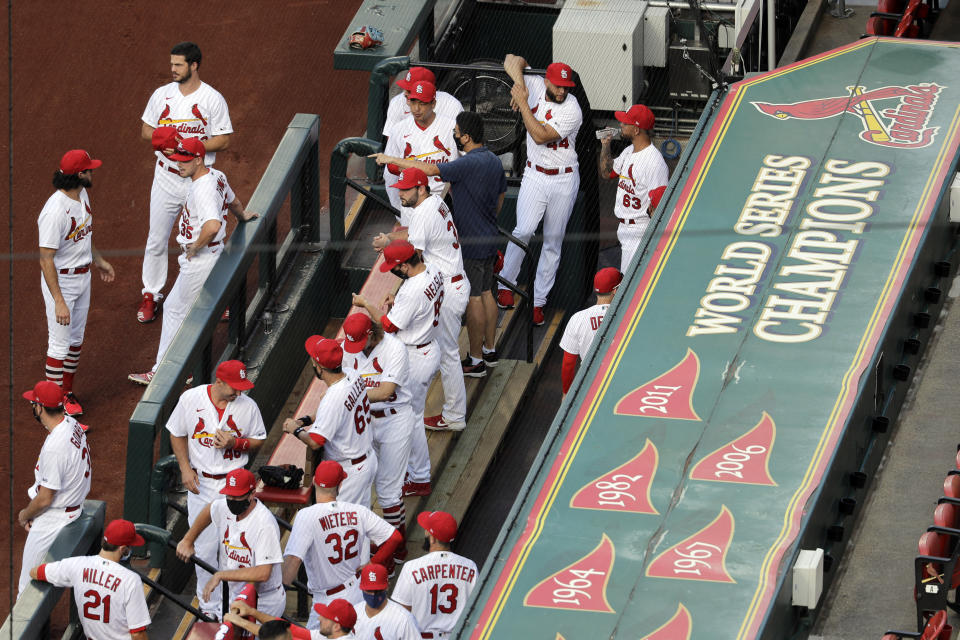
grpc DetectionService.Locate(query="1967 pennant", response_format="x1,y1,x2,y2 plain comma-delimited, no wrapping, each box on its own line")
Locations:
646,506,735,583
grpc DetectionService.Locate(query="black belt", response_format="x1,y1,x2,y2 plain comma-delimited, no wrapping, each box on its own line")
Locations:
59,265,90,275
526,160,574,175
371,408,398,419
157,159,181,175
64,505,81,513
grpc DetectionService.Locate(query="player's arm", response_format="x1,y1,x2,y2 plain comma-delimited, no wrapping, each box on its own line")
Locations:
130,629,149,640
176,503,213,560
351,293,395,331
202,134,231,153
503,54,528,86
185,219,221,260
213,430,265,456
39,247,69,325
169,435,200,494
90,244,115,282
230,598,281,625
372,227,409,251
19,486,55,527
561,349,579,395
227,196,259,222
599,137,616,179
516,97,561,144
281,553,302,586
366,380,398,403
202,564,273,601
224,613,261,636
141,122,156,143
367,153,442,177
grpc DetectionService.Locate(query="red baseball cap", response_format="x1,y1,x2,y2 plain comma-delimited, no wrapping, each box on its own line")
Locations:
359,563,389,591
408,80,436,103
392,167,429,190
314,598,356,630
220,468,257,496
417,510,458,543
342,313,373,354
104,519,146,547
545,62,576,88
313,460,348,488
379,239,417,273
615,104,655,130
169,137,206,162
22,381,63,408
305,335,343,369
594,267,623,294
396,66,435,91
215,360,255,391
59,149,102,175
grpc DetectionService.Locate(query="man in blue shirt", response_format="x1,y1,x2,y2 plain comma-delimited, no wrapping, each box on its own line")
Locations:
371,111,507,377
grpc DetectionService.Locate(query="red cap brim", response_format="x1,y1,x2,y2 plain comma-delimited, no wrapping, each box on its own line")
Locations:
342,337,367,354
227,379,255,391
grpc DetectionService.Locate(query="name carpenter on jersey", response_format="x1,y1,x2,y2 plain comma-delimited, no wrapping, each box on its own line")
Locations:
409,562,477,585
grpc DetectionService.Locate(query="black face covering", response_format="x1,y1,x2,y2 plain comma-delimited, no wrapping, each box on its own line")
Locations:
422,537,431,553
227,498,250,516
32,405,43,425
391,266,408,280
314,367,324,381
454,135,465,152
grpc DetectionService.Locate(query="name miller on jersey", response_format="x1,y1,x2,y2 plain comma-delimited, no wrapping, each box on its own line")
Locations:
409,561,477,585
81,568,125,592
318,510,359,531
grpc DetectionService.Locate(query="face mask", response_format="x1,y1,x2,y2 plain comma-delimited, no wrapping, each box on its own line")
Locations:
32,405,43,425
227,498,250,516
363,590,387,608
391,267,408,280
120,548,132,563
422,537,431,553
314,367,324,381
454,135,465,152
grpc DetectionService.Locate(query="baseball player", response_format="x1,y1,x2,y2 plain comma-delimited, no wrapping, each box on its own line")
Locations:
227,597,358,639
163,359,267,618
497,55,583,327
340,312,413,545
600,104,669,272
283,337,377,508
17,381,92,597
128,137,257,385
382,81,459,210
369,167,468,433
559,268,623,396
139,41,233,323
382,67,463,211
353,563,420,640
351,239,444,498
393,511,478,636
176,468,285,618
38,149,115,417
30,519,151,640
283,461,403,628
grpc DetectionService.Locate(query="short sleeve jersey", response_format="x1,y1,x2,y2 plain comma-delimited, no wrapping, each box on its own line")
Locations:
352,599,421,640
359,333,411,410
176,168,235,246
39,555,151,640
37,189,94,270
438,148,507,260
385,265,444,346
284,500,396,593
383,91,463,136
30,416,91,508
384,114,459,196
308,375,373,462
165,385,267,475
522,74,582,168
209,499,284,602
612,144,669,220
392,550,478,634
559,303,610,358
142,81,232,165
406,195,464,279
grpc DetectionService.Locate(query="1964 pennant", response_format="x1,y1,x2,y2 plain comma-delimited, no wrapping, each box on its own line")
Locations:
524,534,616,613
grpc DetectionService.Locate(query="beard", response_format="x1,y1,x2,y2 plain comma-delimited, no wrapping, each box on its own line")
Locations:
546,86,566,103
176,67,193,84
79,175,93,189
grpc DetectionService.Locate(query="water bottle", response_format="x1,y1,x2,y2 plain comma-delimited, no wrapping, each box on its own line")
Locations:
595,126,620,140
263,311,274,335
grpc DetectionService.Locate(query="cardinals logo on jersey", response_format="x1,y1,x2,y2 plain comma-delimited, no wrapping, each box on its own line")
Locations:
158,104,171,125
223,528,253,564
192,103,208,126
403,142,413,158
433,136,451,156
65,216,92,243
191,417,216,447
627,165,635,184
224,415,242,437
545,109,553,121
374,629,384,640
371,357,383,373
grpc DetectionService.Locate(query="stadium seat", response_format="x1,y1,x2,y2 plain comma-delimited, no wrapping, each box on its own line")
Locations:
915,528,960,629
882,609,951,639
934,503,960,530
943,474,960,499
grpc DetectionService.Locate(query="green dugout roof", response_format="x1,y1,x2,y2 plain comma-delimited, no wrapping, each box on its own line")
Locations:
460,37,960,639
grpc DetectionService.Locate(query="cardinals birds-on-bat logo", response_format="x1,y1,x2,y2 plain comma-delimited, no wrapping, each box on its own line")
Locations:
158,104,171,124
433,136,451,156
192,104,208,126
403,142,412,158
751,83,944,149
545,109,553,121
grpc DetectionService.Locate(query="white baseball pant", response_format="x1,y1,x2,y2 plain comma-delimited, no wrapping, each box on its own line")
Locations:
371,406,414,512
498,168,580,307
143,161,191,297
405,343,441,484
189,475,227,618
18,506,82,596
152,246,221,371
618,218,650,273
334,451,378,509
41,272,90,359
307,577,362,629
437,275,470,423
245,584,286,619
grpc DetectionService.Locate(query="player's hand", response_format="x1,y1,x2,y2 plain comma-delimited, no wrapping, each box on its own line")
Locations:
180,467,200,494
282,418,301,435
351,293,368,309
54,299,70,325
510,83,529,111
239,209,260,222
175,539,195,562
223,612,244,626
371,233,390,251
382,293,395,310
95,259,115,283
213,429,236,449
367,153,390,166
202,572,223,602
18,509,31,529
229,599,254,617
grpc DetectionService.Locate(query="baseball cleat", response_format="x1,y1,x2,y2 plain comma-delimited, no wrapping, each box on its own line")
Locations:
497,289,515,309
533,306,545,326
62,392,83,417
424,415,466,432
482,349,499,367
220,308,230,322
128,371,154,386
461,357,487,378
137,293,158,324
402,481,432,497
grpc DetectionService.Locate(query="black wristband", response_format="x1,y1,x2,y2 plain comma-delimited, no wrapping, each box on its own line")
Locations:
293,426,306,438
298,415,312,427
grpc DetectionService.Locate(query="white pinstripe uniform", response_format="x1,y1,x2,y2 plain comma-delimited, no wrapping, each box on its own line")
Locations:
392,550,478,636
309,375,378,508
612,144,668,272
284,500,396,628
382,92,463,211
18,416,91,596
352,599,421,640
383,266,444,485
498,74,582,308
559,303,610,358
404,195,468,426
385,113,459,214
141,82,232,298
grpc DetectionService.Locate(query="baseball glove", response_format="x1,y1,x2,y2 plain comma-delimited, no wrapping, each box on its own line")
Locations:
151,126,181,152
349,25,384,50
258,464,304,490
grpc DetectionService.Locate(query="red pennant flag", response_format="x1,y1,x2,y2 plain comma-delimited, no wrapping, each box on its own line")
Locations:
524,534,616,613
